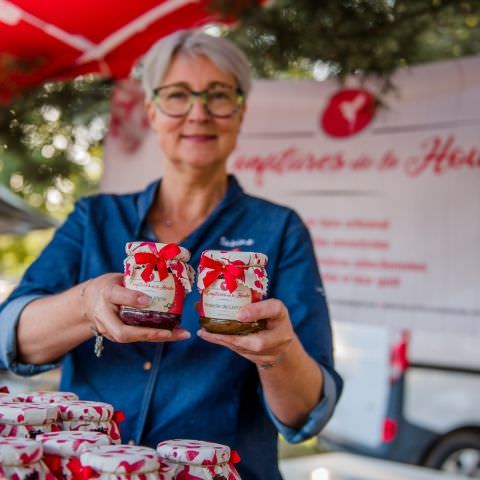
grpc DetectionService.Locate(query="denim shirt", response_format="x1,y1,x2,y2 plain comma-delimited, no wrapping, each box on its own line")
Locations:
0,176,342,480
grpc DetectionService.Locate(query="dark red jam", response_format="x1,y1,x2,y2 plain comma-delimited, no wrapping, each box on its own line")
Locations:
119,306,181,330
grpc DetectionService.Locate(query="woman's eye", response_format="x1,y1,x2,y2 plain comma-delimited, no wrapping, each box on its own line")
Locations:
168,92,187,100
209,91,230,101
167,90,188,100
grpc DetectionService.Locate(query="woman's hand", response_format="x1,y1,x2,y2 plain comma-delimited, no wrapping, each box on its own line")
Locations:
198,298,325,428
82,273,191,343
196,299,294,368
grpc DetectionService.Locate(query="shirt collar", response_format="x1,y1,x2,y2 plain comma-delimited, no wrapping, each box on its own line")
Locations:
134,175,244,238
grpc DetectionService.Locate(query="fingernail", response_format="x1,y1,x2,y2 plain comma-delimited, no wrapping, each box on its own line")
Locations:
237,310,250,322
137,295,151,306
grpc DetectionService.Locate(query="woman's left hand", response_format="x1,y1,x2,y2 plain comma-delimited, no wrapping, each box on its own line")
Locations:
197,299,295,369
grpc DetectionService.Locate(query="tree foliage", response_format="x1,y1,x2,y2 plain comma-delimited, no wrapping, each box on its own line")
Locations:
0,77,112,216
219,0,480,81
0,77,112,276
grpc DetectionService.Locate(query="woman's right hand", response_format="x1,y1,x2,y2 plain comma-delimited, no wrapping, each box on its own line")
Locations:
81,273,191,343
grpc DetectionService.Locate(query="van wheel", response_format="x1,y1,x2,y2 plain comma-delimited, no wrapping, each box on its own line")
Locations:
425,432,480,478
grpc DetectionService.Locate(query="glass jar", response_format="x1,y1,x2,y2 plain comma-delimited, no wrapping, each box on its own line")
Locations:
55,400,123,444
119,241,194,329
0,403,60,439
197,250,269,335
156,439,242,479
37,431,111,480
79,444,161,479
0,437,56,480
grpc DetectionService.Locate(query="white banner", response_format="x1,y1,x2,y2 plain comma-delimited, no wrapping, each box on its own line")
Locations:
102,56,480,334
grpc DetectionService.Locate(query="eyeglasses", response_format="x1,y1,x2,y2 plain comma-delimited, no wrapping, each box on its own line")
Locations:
152,83,245,118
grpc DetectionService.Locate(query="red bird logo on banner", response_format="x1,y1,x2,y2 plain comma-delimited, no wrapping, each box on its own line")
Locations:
321,88,376,138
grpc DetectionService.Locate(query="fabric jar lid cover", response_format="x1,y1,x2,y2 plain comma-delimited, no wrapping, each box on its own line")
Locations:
19,391,79,403
36,431,111,457
156,439,231,466
0,437,43,465
198,250,269,295
200,250,268,267
0,394,21,403
0,402,59,425
80,444,160,474
56,400,114,422
126,241,191,262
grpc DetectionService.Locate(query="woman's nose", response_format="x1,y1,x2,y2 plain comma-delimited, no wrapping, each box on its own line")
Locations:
187,95,210,121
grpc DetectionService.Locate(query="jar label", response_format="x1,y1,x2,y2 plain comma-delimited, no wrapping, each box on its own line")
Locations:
202,279,252,320
125,273,182,314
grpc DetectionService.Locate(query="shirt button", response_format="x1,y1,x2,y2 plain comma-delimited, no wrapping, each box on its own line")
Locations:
128,440,135,445
143,361,152,371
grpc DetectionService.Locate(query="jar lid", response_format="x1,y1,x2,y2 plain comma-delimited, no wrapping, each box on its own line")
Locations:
0,403,58,425
198,250,269,295
0,437,43,466
18,391,79,403
126,241,191,262
37,431,111,457
201,250,268,267
0,393,21,403
156,439,231,466
124,241,195,292
80,444,160,474
56,400,113,422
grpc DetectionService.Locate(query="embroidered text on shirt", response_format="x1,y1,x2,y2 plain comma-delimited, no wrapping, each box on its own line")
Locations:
219,236,255,248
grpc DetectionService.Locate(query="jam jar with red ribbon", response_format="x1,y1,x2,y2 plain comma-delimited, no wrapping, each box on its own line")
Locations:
120,241,195,330
55,400,124,444
37,431,111,480
0,437,56,480
197,250,268,335
156,439,242,479
79,444,161,479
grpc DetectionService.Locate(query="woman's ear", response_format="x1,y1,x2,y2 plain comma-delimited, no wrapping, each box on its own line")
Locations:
238,103,247,126
145,100,157,127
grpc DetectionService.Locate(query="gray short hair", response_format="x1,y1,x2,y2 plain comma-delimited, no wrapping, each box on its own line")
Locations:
141,29,251,100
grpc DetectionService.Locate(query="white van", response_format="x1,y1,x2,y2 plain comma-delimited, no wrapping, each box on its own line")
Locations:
320,322,480,478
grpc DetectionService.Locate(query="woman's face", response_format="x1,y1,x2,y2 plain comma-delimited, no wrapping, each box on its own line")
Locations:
146,53,245,173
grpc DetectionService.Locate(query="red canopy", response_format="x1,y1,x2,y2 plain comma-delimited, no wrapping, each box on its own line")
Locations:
0,0,247,103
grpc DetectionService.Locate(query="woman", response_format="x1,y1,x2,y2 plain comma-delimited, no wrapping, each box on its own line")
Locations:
0,30,342,479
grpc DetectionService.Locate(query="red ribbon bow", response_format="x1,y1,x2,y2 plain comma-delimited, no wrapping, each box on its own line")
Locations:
134,243,181,283
230,450,241,464
67,457,100,480
43,454,63,476
200,256,246,293
0,386,9,393
113,410,126,423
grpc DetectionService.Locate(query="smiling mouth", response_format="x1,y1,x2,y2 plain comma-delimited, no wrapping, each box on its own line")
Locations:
181,134,217,141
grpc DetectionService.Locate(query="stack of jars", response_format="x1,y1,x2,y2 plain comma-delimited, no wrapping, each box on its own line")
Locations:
0,392,123,446
0,390,242,479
